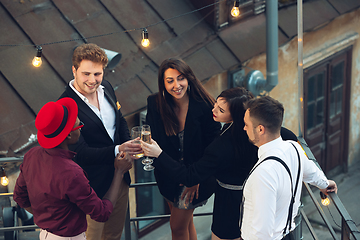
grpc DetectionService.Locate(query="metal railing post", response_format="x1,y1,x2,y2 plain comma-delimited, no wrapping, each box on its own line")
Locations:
293,205,303,240
124,201,131,240
341,217,351,240
329,193,360,240
300,208,320,240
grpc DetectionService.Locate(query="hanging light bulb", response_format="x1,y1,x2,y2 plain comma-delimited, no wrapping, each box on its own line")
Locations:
231,0,240,17
141,28,150,48
320,192,330,206
32,46,43,67
1,167,9,187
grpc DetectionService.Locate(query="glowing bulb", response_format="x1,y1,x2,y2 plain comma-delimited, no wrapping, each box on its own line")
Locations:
141,38,150,48
141,29,150,48
1,176,9,186
231,1,240,17
32,46,43,67
0,167,8,186
32,56,42,67
321,197,330,206
231,7,240,17
320,192,330,206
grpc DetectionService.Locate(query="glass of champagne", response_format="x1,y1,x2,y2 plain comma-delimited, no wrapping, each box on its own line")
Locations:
131,126,144,159
141,125,155,171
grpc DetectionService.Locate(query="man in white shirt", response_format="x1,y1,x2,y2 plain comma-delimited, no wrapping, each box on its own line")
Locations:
59,43,142,240
241,96,337,240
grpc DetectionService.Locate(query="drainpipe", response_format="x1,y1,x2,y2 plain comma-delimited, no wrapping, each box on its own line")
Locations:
297,0,304,138
265,0,278,92
245,0,278,96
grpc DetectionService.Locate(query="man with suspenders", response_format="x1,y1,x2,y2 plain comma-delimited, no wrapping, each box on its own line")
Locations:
241,96,337,240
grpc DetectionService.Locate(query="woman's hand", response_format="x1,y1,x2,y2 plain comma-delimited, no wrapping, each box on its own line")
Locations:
180,184,199,205
141,139,163,158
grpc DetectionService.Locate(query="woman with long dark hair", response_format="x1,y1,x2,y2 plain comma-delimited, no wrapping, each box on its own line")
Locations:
145,58,221,240
143,87,258,240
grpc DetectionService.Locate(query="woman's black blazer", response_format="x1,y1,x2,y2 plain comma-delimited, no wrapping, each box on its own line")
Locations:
146,94,221,203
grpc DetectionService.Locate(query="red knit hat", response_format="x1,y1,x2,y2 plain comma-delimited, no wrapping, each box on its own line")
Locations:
35,98,78,149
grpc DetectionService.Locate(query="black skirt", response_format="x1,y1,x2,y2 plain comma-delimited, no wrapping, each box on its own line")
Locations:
211,182,243,239
154,169,216,209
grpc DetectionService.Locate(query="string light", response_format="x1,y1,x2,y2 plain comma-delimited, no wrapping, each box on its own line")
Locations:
141,28,150,48
0,0,228,63
32,46,43,67
231,0,240,17
320,192,330,206
1,167,9,187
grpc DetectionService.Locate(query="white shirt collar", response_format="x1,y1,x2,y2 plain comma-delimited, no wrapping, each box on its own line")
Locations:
69,79,104,104
258,136,283,160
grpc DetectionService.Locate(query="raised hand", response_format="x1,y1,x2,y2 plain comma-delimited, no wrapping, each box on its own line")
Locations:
114,151,133,175
118,139,143,159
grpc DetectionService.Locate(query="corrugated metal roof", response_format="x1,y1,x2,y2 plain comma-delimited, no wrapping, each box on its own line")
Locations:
219,14,289,62
328,0,360,14
279,0,340,38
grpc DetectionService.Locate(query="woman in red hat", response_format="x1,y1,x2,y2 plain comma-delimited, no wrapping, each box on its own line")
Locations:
13,97,132,240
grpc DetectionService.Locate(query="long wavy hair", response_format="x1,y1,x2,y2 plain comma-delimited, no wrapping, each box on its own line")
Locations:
156,58,215,136
217,87,255,160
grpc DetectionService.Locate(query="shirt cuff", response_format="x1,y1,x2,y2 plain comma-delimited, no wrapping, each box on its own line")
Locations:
115,145,120,157
318,178,329,190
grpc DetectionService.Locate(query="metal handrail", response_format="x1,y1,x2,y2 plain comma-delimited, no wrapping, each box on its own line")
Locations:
303,182,339,240
329,193,360,240
0,182,213,237
298,137,360,240
0,225,38,233
0,157,23,163
126,181,212,239
1,142,359,240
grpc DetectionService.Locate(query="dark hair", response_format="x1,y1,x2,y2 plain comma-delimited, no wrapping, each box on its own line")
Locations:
218,87,253,129
245,96,284,134
156,58,215,136
217,87,254,159
72,43,108,70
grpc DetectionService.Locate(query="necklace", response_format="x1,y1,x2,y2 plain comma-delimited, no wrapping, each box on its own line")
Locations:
220,122,233,136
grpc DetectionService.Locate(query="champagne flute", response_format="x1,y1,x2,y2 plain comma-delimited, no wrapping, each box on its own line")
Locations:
131,126,144,159
141,125,155,171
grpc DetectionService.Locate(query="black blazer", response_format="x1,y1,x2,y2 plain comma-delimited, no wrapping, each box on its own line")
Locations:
59,80,131,198
146,94,221,203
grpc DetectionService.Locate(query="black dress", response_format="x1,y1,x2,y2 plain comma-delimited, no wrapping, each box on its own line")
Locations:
146,94,221,208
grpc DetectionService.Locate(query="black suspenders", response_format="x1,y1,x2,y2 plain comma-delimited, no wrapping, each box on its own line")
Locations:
241,142,301,237
262,142,301,236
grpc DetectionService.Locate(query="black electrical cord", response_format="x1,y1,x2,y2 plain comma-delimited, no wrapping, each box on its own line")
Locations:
0,0,226,48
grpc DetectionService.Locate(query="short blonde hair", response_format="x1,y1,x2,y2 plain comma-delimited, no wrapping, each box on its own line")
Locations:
72,43,108,70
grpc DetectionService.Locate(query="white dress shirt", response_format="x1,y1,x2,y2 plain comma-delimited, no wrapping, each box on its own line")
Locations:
241,137,329,240
69,80,120,155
